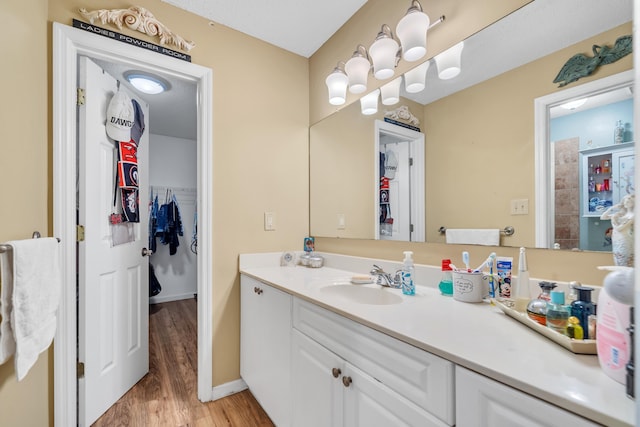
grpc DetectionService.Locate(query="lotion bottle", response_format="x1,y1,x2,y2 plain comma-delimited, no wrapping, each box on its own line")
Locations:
401,251,415,296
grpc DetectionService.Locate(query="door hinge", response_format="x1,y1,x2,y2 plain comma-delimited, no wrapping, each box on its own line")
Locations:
77,225,85,242
409,157,414,166
77,88,85,106
77,361,85,379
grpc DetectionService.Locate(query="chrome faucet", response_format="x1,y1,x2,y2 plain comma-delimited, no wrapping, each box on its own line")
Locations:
370,265,402,288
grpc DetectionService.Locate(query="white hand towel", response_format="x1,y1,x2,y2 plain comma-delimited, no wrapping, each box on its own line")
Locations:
0,249,16,364
445,229,500,246
7,238,61,381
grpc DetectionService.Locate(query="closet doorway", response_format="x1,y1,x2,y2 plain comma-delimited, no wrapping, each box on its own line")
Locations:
53,23,213,427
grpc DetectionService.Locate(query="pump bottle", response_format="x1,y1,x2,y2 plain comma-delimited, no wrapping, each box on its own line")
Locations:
402,251,415,296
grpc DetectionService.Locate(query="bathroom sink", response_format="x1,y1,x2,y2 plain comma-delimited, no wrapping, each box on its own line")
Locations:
320,284,403,305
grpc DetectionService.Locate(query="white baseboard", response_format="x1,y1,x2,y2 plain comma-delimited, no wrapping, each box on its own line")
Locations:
211,378,248,401
150,292,196,304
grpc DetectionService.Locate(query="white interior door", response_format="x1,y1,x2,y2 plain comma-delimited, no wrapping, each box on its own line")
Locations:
77,56,150,426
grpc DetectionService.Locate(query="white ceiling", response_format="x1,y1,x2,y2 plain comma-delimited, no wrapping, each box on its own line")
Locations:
95,0,632,141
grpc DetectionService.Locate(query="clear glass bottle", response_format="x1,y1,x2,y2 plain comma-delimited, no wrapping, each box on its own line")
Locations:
547,290,571,334
438,259,453,296
526,281,557,325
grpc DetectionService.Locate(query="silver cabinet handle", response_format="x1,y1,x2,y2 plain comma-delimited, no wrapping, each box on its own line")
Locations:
332,368,341,378
342,376,352,387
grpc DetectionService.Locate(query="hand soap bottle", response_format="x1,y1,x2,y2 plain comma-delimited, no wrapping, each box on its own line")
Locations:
401,251,415,296
438,259,453,296
571,286,595,339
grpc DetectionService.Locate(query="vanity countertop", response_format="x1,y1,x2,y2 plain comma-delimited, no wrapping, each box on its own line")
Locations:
240,252,634,427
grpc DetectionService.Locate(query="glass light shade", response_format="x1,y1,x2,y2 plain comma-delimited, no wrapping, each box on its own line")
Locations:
325,69,349,105
403,60,430,93
369,28,399,80
360,89,380,115
345,54,370,94
396,8,430,62
381,77,402,105
435,41,464,80
125,72,169,94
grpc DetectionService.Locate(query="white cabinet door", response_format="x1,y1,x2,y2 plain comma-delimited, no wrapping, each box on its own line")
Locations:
343,363,449,427
240,275,292,427
456,366,599,427
292,330,343,427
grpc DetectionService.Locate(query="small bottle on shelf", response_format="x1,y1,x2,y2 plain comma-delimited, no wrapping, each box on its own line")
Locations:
571,286,595,339
615,120,624,144
588,176,595,192
567,316,584,340
526,281,557,326
547,290,571,335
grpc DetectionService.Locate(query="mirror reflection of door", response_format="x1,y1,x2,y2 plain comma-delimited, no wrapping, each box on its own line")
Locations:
548,81,634,251
375,120,425,242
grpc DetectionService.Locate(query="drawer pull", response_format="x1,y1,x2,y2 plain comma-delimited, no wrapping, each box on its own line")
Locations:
332,368,341,378
342,376,352,387
254,287,263,295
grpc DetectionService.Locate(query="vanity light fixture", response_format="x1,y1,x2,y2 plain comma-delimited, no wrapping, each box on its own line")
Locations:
345,45,371,94
369,25,400,80
360,89,380,115
396,0,431,62
381,77,402,105
404,60,430,93
435,41,464,80
325,62,349,105
124,71,170,94
324,0,447,107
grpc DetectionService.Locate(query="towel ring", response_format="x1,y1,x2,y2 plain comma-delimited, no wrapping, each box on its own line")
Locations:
438,226,515,236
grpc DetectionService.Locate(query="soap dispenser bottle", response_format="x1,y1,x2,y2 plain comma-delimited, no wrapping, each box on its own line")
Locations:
438,259,453,296
401,251,415,296
571,286,595,339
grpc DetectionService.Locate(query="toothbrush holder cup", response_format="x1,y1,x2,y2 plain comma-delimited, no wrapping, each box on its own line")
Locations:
452,271,499,303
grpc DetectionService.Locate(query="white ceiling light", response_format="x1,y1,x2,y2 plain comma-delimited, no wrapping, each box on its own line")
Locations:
404,60,430,93
381,77,402,105
360,89,380,115
435,41,464,80
560,98,588,110
345,45,371,94
396,0,431,62
325,62,349,105
124,71,170,94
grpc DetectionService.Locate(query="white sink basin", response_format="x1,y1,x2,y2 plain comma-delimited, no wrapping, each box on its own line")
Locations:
320,284,403,305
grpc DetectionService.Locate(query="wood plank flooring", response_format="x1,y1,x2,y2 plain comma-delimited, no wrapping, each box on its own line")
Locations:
93,298,274,427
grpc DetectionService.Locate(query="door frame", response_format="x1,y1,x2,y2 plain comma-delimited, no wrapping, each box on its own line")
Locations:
533,70,634,248
374,120,425,242
53,22,214,426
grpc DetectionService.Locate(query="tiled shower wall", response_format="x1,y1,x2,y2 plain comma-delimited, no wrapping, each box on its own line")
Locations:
554,137,580,249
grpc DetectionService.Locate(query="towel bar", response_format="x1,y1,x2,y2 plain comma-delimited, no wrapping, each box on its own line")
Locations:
438,226,515,236
0,231,60,254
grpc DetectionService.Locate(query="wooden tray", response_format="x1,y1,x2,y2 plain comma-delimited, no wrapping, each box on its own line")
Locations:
494,299,597,355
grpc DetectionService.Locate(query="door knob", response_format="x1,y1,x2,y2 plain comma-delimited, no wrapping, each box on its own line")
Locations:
332,368,341,378
141,247,153,257
342,376,352,387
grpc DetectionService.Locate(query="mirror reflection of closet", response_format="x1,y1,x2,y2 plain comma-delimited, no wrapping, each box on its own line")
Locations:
375,120,425,242
535,71,634,251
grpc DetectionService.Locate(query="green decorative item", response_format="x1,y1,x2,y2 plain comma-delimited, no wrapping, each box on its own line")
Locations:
553,35,632,87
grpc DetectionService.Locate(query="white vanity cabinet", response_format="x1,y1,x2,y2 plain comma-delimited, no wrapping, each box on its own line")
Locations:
240,275,292,427
292,298,455,427
455,366,599,427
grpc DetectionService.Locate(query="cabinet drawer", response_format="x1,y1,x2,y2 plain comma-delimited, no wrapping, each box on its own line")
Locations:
456,366,599,427
293,298,455,425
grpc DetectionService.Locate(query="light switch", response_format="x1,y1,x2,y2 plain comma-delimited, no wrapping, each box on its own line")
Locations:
337,214,346,230
264,212,275,231
510,199,529,215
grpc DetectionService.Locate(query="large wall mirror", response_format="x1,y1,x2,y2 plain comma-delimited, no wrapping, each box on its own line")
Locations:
310,0,633,252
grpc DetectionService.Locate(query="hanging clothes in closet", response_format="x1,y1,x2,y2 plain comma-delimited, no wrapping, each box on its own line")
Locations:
149,189,184,255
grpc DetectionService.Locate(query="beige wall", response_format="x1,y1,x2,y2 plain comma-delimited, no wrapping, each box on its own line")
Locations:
2,0,309,424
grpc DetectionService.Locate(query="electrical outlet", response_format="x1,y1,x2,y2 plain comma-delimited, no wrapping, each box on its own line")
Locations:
510,199,529,215
337,214,346,230
264,212,275,231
